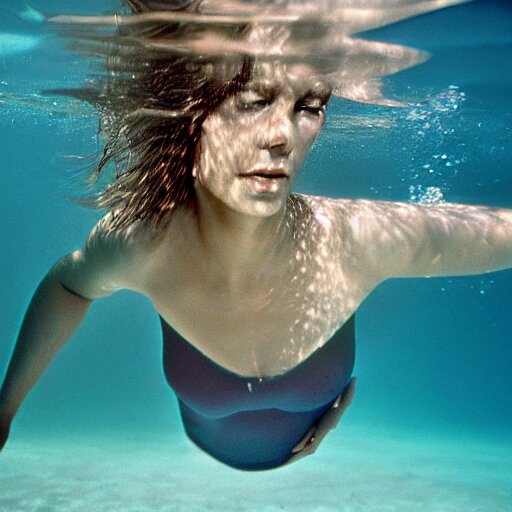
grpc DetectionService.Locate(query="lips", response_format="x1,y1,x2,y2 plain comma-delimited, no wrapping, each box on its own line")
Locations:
239,168,289,194
240,169,289,179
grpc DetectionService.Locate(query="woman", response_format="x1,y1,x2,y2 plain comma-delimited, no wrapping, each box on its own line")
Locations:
0,0,511,470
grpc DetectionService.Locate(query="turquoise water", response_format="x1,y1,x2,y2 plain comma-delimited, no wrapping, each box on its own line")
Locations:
1,0,511,510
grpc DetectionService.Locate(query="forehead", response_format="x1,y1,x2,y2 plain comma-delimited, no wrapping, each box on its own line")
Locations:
246,61,332,97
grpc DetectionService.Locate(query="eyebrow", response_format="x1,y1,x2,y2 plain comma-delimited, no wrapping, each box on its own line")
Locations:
242,81,278,96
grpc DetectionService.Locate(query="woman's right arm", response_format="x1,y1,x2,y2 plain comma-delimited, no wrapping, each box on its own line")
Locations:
0,216,142,451
0,267,93,450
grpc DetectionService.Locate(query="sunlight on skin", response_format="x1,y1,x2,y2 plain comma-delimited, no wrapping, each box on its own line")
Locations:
178,61,359,374
346,200,512,278
196,62,326,218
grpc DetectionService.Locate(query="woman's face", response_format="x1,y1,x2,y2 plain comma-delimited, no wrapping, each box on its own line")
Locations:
195,62,331,217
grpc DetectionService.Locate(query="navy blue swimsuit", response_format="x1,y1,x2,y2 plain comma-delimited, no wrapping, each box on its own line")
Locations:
161,315,355,470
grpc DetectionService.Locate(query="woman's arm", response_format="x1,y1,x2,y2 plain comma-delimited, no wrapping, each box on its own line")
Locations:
343,200,512,280
0,269,93,449
0,215,140,451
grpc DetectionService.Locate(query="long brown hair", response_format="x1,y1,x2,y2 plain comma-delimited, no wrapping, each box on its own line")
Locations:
59,0,252,230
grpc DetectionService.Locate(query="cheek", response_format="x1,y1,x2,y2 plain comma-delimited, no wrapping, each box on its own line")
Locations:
199,116,230,177
296,119,324,159
309,117,325,142
202,119,259,174
299,114,324,141
197,120,249,191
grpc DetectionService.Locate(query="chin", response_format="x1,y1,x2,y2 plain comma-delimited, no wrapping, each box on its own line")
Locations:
236,195,288,218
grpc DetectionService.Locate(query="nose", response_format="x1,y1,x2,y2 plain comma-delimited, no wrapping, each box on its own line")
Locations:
257,102,294,157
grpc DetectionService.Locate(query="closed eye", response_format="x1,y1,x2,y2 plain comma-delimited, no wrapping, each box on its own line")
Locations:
296,91,329,117
295,102,326,116
297,104,326,116
238,99,272,111
236,88,274,112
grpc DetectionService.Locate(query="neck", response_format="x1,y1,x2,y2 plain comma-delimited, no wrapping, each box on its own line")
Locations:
193,185,293,289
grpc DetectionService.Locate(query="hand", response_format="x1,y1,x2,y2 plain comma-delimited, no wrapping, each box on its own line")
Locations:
0,415,12,452
285,377,356,465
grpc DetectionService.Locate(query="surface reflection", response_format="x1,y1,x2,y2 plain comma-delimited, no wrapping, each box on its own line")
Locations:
50,0,470,105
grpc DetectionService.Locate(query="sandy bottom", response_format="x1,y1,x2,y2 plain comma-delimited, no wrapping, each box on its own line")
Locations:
0,426,510,512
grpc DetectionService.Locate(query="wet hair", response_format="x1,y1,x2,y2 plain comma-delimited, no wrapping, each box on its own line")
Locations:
63,0,252,230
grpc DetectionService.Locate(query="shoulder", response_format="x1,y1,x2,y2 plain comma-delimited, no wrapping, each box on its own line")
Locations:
290,194,367,262
52,213,166,299
296,194,428,235
292,194,374,236
293,193,369,216
294,195,432,279
84,212,161,258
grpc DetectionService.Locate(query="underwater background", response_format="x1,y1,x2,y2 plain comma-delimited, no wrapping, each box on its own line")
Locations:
1,0,511,510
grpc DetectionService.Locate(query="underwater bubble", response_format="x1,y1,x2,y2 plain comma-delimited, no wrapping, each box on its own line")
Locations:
409,185,445,206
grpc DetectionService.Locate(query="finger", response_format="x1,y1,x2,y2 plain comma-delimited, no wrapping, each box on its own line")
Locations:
291,425,316,453
289,378,357,457
315,378,357,432
285,448,310,465
336,377,356,413
291,437,318,459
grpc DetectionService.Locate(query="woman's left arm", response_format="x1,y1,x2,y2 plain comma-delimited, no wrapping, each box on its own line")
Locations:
343,200,512,280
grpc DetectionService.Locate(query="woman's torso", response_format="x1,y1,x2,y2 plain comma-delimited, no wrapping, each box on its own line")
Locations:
161,313,355,469
136,194,373,377
121,194,373,468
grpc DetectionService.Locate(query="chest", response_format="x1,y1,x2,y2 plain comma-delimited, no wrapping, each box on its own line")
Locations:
162,314,355,417
145,238,364,376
